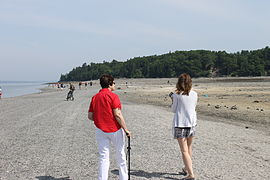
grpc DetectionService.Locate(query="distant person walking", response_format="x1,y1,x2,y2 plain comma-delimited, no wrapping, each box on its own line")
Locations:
170,73,198,180
66,83,75,101
0,86,2,99
88,74,131,180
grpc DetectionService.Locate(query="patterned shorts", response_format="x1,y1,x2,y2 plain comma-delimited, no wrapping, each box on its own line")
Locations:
174,127,196,139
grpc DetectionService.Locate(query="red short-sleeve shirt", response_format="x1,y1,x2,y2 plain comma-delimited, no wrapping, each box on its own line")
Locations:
89,88,121,132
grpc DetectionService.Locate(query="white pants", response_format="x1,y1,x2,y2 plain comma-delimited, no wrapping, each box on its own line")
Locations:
96,128,128,180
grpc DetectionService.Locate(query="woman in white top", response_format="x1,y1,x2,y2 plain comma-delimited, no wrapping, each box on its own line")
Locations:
171,73,197,180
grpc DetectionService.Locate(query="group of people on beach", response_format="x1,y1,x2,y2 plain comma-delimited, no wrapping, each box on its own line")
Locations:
79,81,93,90
88,73,197,180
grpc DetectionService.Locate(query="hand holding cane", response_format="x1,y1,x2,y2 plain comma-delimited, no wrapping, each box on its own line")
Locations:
126,132,131,180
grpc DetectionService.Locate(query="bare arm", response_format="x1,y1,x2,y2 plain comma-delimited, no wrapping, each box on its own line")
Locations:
88,112,94,121
113,108,131,136
171,94,178,113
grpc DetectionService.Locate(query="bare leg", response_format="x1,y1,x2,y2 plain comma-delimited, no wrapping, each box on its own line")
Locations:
177,137,195,178
183,136,193,172
187,136,193,159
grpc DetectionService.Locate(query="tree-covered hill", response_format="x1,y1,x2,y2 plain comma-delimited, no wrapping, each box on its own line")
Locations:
59,46,270,81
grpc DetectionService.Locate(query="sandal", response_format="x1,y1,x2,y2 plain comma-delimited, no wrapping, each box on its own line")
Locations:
179,168,188,176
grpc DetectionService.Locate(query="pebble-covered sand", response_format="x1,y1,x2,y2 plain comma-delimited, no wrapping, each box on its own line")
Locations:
116,77,270,130
0,78,269,180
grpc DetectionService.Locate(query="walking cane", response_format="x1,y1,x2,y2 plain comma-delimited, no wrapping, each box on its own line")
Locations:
126,136,131,180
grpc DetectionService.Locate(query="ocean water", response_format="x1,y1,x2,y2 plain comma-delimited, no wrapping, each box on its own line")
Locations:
0,81,47,98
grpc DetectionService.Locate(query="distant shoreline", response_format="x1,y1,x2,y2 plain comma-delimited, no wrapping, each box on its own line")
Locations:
192,76,270,83
56,76,270,83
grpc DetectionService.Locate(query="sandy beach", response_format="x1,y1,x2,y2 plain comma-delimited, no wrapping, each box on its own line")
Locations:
116,77,270,130
0,78,270,180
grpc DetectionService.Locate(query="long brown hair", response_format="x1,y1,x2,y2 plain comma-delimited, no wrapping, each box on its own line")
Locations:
176,73,192,95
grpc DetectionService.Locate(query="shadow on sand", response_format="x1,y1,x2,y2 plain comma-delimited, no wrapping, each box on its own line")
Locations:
111,169,180,180
35,176,72,180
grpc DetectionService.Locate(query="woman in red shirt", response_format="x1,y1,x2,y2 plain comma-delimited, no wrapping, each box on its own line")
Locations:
88,74,131,180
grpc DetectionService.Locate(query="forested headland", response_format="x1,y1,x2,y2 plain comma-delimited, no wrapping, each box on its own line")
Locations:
59,46,270,81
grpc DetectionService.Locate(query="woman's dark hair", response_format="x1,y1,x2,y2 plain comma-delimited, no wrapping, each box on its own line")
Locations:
100,74,114,88
176,73,192,95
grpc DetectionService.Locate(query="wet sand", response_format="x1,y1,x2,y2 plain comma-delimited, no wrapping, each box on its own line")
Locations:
0,78,269,179
116,77,270,130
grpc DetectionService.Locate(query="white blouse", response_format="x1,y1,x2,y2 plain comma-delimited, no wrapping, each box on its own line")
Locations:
171,90,198,127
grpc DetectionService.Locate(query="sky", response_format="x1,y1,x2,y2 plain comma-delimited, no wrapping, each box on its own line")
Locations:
0,0,270,81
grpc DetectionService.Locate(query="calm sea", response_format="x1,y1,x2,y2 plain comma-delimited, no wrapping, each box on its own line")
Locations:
0,81,47,98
